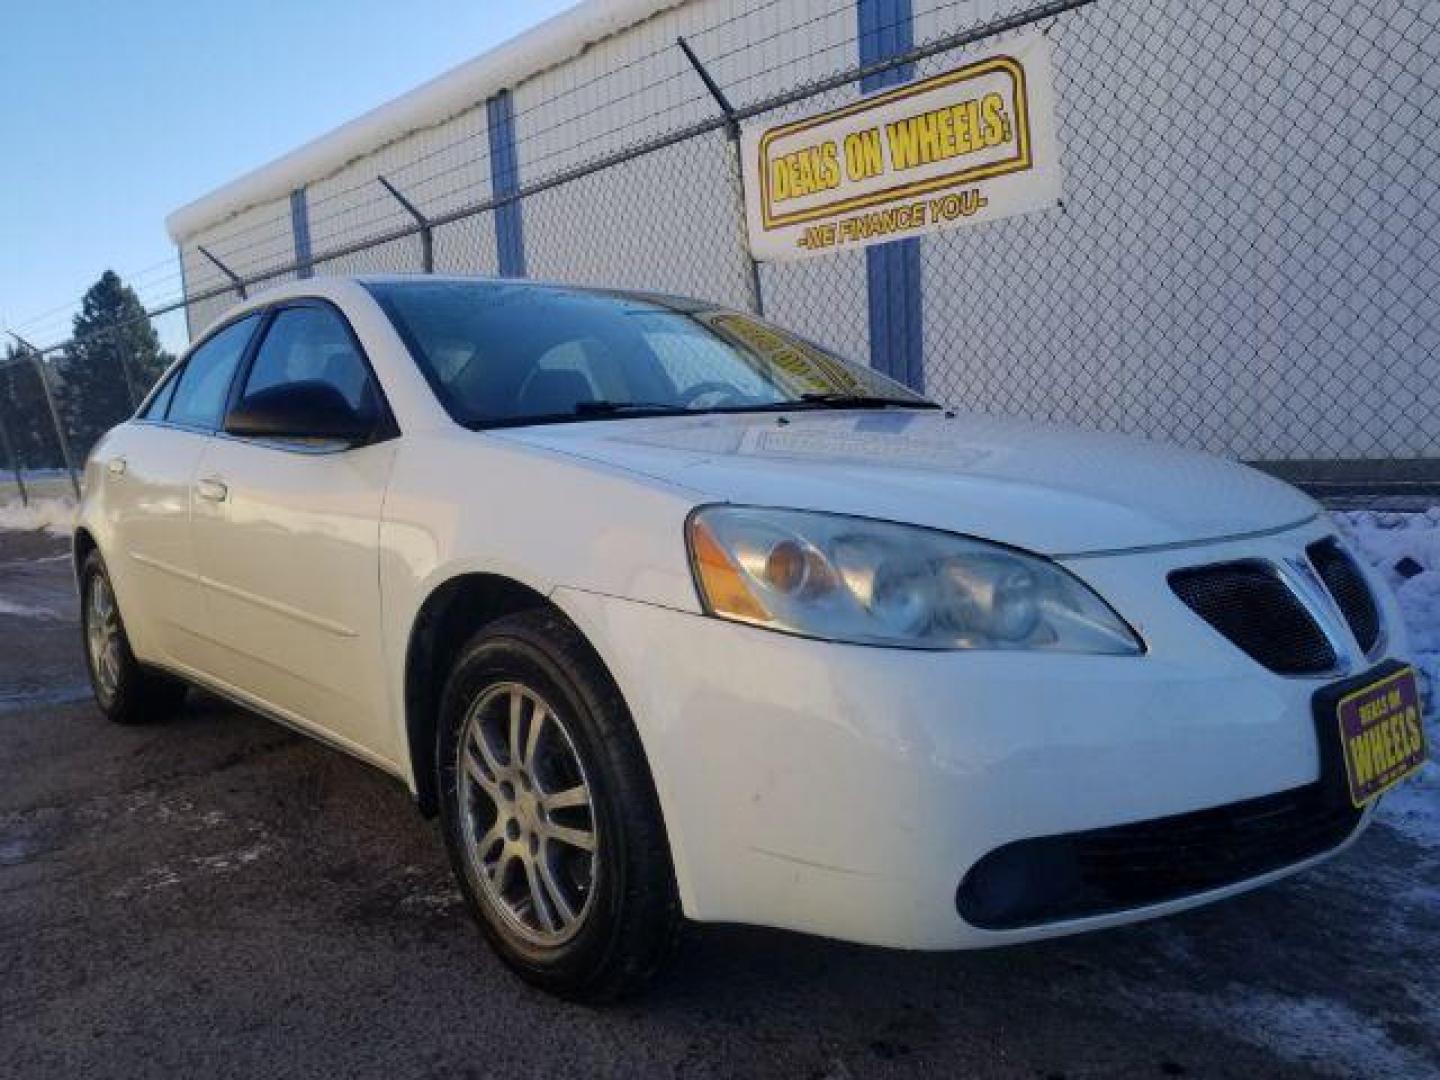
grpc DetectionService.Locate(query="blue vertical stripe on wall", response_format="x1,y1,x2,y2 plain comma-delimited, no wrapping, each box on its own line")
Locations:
857,0,924,392
487,90,527,278
859,0,915,86
290,188,313,279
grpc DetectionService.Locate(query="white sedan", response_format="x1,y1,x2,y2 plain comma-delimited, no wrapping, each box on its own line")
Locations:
74,275,1426,1000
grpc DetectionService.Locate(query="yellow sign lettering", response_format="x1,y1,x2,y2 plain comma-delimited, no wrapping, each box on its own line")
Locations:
885,93,1013,171
1353,731,1375,786
1404,706,1423,756
770,141,841,203
842,128,885,182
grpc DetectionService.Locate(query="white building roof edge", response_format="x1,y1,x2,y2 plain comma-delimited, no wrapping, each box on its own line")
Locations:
166,0,681,244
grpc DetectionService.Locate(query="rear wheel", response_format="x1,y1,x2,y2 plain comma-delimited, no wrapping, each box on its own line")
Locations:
437,609,680,1001
80,550,187,725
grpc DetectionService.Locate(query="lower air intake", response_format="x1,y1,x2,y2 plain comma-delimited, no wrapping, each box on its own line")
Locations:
957,784,1362,930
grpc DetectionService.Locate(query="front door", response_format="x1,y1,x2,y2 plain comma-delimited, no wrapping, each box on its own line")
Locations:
189,302,399,764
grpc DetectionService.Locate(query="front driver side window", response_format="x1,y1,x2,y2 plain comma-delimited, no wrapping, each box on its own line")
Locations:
240,305,378,417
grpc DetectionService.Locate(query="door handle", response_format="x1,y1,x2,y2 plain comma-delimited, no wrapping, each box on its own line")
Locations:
195,477,229,503
107,458,127,477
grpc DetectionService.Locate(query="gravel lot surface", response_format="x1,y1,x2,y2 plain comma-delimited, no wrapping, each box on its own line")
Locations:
2,529,1437,1079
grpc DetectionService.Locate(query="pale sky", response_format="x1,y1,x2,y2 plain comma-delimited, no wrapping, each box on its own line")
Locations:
0,1,580,351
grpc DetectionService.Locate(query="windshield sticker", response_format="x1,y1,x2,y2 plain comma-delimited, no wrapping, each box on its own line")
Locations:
695,311,873,395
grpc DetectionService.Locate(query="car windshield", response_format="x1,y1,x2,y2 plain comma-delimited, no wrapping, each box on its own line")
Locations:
365,279,934,428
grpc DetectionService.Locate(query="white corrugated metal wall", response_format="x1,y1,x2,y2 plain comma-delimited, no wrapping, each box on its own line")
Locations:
171,0,1440,465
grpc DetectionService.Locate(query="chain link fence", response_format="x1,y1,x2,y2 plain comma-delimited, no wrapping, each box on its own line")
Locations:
4,0,1435,504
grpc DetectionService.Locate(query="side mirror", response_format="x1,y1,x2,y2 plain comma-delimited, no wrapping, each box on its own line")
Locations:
225,381,376,444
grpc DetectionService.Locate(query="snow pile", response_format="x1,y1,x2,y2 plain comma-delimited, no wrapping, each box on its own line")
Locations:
0,497,75,538
1333,508,1440,848
1333,509,1440,711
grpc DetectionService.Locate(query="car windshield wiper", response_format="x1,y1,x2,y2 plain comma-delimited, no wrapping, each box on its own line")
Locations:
793,392,940,410
464,401,701,429
572,400,692,416
467,394,939,430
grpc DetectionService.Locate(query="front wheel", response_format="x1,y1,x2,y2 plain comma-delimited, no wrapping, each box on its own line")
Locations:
437,609,680,1001
80,550,187,725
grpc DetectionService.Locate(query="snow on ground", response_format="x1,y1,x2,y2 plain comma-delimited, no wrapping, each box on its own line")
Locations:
0,471,75,506
1333,509,1440,850
0,596,61,619
0,497,75,538
1135,986,1436,1080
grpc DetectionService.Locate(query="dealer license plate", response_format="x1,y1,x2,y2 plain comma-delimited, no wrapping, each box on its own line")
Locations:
1335,666,1427,807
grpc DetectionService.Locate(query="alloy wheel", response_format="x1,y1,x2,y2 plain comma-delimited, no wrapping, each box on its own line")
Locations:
457,682,598,946
85,574,123,701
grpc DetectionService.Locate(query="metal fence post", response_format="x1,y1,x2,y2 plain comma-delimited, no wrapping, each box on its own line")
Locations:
197,245,248,300
8,334,81,500
677,36,765,317
378,176,435,273
103,324,143,410
0,402,28,506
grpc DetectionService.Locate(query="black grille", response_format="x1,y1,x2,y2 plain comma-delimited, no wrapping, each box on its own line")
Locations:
1308,538,1381,654
1169,561,1336,675
956,783,1362,930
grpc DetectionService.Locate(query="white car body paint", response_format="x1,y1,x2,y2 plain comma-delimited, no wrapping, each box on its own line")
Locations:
77,276,1409,949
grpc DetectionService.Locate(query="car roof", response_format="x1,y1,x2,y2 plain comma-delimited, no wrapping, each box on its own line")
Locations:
350,274,711,313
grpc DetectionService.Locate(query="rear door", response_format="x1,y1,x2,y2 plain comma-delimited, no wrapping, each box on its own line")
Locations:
190,301,400,763
107,314,260,669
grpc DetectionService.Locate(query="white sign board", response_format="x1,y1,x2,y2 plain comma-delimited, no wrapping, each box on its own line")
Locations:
741,32,1062,262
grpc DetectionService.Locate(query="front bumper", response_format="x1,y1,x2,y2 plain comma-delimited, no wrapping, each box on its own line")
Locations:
556,518,1404,950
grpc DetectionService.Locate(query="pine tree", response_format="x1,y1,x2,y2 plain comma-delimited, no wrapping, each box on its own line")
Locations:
61,270,168,458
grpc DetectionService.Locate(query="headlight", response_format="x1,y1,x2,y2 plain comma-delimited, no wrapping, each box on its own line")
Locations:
687,507,1142,654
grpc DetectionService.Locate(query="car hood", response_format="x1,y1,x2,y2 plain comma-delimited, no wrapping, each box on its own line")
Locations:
493,410,1318,556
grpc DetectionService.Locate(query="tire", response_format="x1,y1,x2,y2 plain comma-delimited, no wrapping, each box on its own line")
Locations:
437,608,681,1001
80,550,188,725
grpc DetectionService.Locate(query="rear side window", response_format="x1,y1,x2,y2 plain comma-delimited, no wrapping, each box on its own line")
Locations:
168,315,260,429
240,305,377,415
139,367,180,420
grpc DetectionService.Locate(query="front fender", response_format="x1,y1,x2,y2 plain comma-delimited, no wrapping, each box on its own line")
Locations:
378,432,704,791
